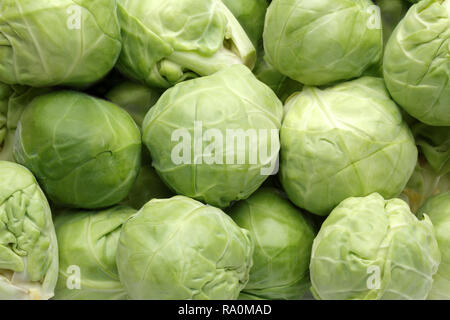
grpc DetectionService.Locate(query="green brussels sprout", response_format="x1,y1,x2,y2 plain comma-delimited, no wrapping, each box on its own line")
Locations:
53,206,136,300
0,84,48,162
142,65,283,208
105,81,162,128
401,159,450,213
0,161,58,300
280,77,418,216
116,196,254,300
120,164,174,210
375,0,410,44
413,124,450,176
263,0,383,86
253,55,303,103
14,91,142,209
383,0,450,126
222,0,268,47
228,188,315,300
310,193,441,300
418,191,450,300
116,0,256,88
0,0,121,87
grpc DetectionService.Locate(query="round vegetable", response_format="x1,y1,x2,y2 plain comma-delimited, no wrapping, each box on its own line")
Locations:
0,0,121,87
263,0,383,86
310,193,441,300
418,191,450,300
116,0,256,88
53,206,136,300
0,161,58,300
116,196,254,300
383,0,450,126
280,77,418,215
13,91,141,209
142,65,283,208
228,188,315,300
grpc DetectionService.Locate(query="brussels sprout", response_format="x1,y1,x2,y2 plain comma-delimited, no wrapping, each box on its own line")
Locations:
14,91,141,209
116,0,256,88
418,192,450,300
222,0,268,47
253,55,303,103
142,65,283,208
263,0,383,86
120,164,174,210
310,193,441,300
0,84,49,162
105,81,161,128
0,0,122,87
0,161,58,300
413,124,450,176
401,159,450,213
116,196,254,300
53,206,136,300
228,188,315,300
375,0,410,44
280,77,418,216
383,0,450,126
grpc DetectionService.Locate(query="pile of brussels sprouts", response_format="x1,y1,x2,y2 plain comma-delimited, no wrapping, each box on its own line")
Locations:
0,0,448,300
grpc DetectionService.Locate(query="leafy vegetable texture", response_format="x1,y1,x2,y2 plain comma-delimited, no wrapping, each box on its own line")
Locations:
0,161,58,300
0,0,122,87
116,196,254,300
13,91,142,209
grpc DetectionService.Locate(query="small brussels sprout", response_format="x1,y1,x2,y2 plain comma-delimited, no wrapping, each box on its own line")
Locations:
222,0,268,47
116,196,254,300
0,0,121,87
53,206,136,300
263,0,383,86
14,91,142,209
310,193,441,300
401,159,450,213
120,164,174,210
0,161,58,300
418,191,450,300
253,55,303,103
228,188,315,300
0,84,48,162
375,0,410,44
383,0,450,126
280,77,418,215
143,65,283,208
105,81,162,128
116,0,256,88
413,124,450,176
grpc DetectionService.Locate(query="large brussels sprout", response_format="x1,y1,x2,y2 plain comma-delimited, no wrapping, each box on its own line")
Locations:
0,0,122,87
0,84,48,162
116,0,256,88
222,0,268,47
14,91,142,209
228,188,315,300
53,206,136,300
310,193,441,300
0,161,58,300
263,0,383,86
383,0,450,126
116,196,254,300
142,65,283,208
105,81,162,128
280,77,418,216
418,192,450,300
